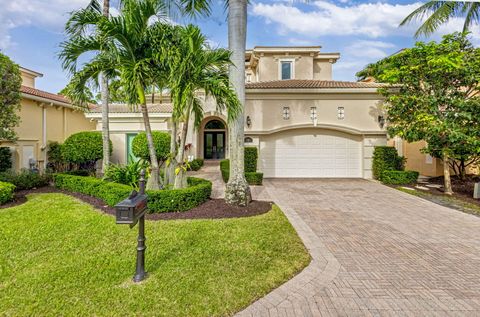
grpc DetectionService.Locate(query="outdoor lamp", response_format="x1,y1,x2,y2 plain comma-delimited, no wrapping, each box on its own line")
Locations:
246,115,252,128
378,115,385,129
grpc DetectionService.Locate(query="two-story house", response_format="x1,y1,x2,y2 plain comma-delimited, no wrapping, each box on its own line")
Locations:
86,46,387,179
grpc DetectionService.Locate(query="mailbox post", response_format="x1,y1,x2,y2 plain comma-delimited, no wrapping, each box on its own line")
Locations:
115,169,148,282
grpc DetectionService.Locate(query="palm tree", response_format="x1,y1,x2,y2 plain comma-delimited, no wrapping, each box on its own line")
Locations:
166,25,240,189
60,0,174,190
224,0,251,206
401,1,480,37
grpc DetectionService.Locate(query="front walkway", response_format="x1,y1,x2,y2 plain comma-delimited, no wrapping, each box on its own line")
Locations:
189,160,225,198
238,179,480,316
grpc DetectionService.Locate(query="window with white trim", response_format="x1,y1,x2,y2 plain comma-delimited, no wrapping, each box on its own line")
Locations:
279,59,294,80
337,107,345,120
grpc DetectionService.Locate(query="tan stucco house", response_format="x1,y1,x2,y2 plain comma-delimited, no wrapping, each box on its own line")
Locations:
86,46,388,179
1,67,95,171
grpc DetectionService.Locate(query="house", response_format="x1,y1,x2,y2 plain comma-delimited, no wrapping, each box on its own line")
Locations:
86,46,388,179
1,67,95,171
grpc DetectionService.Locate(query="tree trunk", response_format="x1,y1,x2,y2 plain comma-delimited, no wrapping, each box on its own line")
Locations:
138,85,162,190
166,120,177,186
174,115,189,189
100,0,110,176
443,151,453,195
459,159,466,180
225,0,251,206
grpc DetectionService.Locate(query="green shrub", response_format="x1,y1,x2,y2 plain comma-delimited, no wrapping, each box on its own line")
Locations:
63,132,110,164
188,158,204,171
244,147,258,173
64,170,91,176
104,159,149,189
0,181,15,205
372,146,405,180
220,159,263,185
53,174,211,212
0,147,12,172
132,131,170,162
380,170,419,185
46,141,65,172
0,170,50,190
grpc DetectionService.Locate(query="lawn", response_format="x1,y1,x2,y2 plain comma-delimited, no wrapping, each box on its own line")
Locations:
0,193,310,316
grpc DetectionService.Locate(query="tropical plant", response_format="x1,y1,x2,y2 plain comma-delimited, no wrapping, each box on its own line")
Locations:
103,157,150,189
0,52,22,142
224,0,251,206
357,33,480,194
166,25,240,189
46,141,66,172
401,1,480,37
59,0,210,190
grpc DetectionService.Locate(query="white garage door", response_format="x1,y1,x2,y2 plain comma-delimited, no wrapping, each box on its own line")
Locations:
259,129,363,178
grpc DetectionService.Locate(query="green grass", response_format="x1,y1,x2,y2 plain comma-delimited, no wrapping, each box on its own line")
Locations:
396,187,480,216
0,194,310,316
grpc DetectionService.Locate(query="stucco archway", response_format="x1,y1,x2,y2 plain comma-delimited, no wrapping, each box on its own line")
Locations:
197,116,228,160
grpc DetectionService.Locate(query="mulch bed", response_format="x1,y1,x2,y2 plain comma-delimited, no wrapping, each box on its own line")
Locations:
1,186,273,220
429,175,480,198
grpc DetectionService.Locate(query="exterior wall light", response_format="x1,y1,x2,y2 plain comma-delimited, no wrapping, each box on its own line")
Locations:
378,115,385,129
246,115,252,128
283,106,290,120
310,107,317,126
337,107,345,120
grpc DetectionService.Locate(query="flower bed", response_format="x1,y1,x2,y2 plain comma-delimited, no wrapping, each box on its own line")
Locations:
53,174,211,212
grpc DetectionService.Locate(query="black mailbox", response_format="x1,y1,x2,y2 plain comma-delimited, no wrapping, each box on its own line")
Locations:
115,190,148,225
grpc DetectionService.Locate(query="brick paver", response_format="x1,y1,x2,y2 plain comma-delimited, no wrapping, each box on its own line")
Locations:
238,179,480,316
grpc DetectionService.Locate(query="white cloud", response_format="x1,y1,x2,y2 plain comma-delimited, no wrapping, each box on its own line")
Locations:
251,1,479,39
345,40,396,59
0,0,92,49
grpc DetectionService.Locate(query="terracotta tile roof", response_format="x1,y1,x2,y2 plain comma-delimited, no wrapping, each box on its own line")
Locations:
245,79,387,89
89,103,173,113
21,85,70,104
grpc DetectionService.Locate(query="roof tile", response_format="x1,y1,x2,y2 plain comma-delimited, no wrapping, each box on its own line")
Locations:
89,103,173,113
245,79,387,89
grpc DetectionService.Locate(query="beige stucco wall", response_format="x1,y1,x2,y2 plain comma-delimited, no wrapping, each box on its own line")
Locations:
3,98,96,171
313,60,333,80
245,92,384,134
20,73,36,88
256,53,331,81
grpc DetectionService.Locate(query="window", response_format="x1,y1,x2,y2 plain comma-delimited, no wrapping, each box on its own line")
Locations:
281,61,292,80
244,137,253,143
337,107,345,120
126,133,139,163
283,107,290,120
205,119,225,130
310,107,317,121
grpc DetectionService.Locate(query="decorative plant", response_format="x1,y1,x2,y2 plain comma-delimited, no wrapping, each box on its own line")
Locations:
104,157,150,189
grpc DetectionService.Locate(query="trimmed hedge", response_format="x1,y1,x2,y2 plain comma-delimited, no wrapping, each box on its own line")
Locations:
0,170,50,190
53,174,211,213
244,147,258,173
188,158,204,171
380,170,419,185
0,181,15,205
132,131,170,161
220,159,263,185
63,131,110,164
372,146,405,180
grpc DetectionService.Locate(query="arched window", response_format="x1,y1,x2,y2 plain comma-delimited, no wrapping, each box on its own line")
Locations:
205,119,225,130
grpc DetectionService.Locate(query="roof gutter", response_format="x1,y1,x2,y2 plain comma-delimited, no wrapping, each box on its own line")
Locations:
22,92,74,109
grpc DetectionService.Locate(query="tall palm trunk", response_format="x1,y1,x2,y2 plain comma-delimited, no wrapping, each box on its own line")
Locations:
100,0,110,175
138,85,162,190
225,0,251,206
166,119,178,185
174,115,189,189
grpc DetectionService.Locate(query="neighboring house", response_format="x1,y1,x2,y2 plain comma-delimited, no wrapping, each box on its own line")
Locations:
1,67,95,171
87,46,387,179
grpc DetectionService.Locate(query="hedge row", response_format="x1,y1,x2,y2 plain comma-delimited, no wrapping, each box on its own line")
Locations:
372,146,405,180
0,170,50,190
244,147,258,173
220,159,263,185
380,170,419,185
0,181,15,205
188,158,204,171
53,174,211,213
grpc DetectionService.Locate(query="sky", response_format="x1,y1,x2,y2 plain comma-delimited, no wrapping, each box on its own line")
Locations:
1,0,479,94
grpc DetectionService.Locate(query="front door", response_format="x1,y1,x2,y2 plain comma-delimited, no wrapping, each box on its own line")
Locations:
204,132,225,159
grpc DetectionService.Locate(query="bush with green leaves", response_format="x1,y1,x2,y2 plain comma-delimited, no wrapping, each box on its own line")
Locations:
46,141,66,172
0,147,12,172
103,159,149,189
0,181,15,205
54,174,211,212
244,147,258,173
188,158,204,171
372,146,405,180
0,52,22,142
0,170,50,190
380,170,419,185
132,131,170,162
63,132,110,165
220,159,263,185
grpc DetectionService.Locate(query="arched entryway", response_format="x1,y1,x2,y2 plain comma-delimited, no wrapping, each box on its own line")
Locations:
201,118,227,160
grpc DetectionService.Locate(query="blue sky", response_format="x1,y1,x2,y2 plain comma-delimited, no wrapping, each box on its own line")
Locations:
1,0,478,94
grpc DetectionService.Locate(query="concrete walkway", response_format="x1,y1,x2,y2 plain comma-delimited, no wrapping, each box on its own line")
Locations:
189,160,225,198
237,179,480,316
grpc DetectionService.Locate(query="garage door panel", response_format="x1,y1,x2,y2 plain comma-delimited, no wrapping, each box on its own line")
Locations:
260,129,362,178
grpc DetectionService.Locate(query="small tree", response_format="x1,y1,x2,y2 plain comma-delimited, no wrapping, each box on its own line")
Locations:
0,52,22,142
357,33,480,194
132,131,170,163
63,132,111,170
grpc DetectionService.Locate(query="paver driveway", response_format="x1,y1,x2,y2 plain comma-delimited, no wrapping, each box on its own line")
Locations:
239,179,480,316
